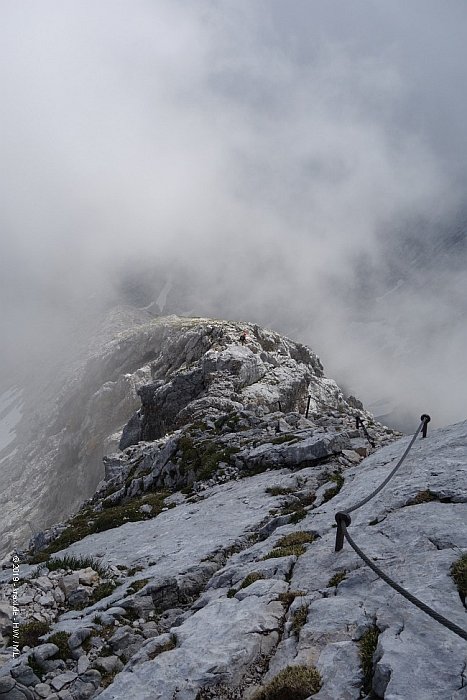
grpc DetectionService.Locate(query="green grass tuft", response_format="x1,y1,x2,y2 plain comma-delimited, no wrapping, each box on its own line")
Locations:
265,486,294,496
291,605,308,637
127,578,149,594
328,570,347,587
276,532,315,547
252,664,322,699
322,470,344,502
46,554,109,577
359,626,379,695
263,532,314,559
239,572,264,589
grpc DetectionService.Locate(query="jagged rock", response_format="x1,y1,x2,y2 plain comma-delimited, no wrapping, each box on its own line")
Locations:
5,317,465,699
34,684,53,699
0,677,35,699
31,644,60,667
37,593,55,607
122,595,152,620
77,569,99,587
91,656,123,674
0,603,11,639
68,629,93,651
341,449,362,464
99,583,286,699
346,395,364,410
59,575,80,599
118,412,142,451
9,665,39,687
34,577,54,592
108,627,144,661
239,432,349,471
77,656,90,675
67,589,90,609
124,633,175,670
0,677,15,693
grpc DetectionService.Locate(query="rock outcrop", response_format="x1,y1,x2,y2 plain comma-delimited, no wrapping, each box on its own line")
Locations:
0,317,465,699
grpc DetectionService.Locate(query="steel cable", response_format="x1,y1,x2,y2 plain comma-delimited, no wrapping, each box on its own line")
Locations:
341,521,467,641
334,413,467,641
346,417,426,515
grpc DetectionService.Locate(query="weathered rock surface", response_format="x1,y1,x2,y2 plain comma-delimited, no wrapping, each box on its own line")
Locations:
1,317,464,699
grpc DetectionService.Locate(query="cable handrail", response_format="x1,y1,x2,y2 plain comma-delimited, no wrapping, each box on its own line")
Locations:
333,413,467,642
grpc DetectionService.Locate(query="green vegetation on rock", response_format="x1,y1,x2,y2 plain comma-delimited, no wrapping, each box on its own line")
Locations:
450,553,467,604
16,620,50,649
30,491,169,561
178,434,240,481
45,554,109,577
322,470,344,502
359,626,380,695
328,570,347,587
291,604,308,636
47,631,71,660
408,490,438,505
266,486,294,496
252,664,322,699
263,531,315,559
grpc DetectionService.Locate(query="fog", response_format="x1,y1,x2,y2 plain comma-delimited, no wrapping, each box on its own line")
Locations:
1,0,467,430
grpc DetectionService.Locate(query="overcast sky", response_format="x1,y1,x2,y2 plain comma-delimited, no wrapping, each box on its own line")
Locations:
1,1,466,428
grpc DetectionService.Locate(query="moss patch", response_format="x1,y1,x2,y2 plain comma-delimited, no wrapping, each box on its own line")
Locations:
407,490,438,505
266,486,294,496
271,434,299,445
127,578,149,595
450,553,467,605
280,501,307,522
17,620,50,649
276,532,315,547
252,665,322,699
178,434,240,481
47,631,71,660
322,470,344,502
263,531,315,560
31,491,169,560
89,581,117,605
240,572,265,589
328,570,347,587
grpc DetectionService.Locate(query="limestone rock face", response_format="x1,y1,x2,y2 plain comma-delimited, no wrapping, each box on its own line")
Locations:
1,316,464,699
0,314,333,559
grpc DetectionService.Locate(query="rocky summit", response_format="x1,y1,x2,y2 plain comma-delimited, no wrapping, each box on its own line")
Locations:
0,316,466,700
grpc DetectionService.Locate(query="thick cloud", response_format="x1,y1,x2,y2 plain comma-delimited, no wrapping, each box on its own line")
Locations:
1,0,466,428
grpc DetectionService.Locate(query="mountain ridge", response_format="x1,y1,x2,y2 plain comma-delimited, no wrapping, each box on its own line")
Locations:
0,316,465,699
